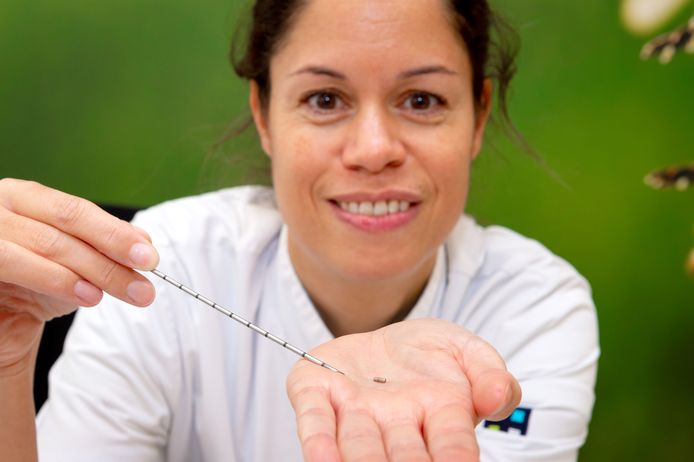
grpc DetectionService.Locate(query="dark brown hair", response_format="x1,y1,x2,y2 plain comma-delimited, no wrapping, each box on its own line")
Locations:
232,0,519,127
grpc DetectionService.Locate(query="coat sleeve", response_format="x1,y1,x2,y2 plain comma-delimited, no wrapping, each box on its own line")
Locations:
475,264,600,462
36,257,186,461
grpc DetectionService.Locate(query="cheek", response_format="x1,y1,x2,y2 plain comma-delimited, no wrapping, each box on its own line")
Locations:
270,124,313,180
438,157,471,214
425,140,475,218
417,129,474,191
270,120,342,187
270,133,329,217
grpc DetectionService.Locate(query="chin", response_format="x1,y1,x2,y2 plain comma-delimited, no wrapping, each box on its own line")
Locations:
334,248,434,282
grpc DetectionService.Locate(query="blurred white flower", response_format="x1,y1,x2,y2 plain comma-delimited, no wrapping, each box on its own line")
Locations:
621,0,690,34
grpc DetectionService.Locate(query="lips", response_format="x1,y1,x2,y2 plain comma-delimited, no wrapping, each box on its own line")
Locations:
328,191,421,231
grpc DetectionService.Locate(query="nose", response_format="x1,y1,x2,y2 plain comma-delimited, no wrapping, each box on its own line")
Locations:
342,104,405,173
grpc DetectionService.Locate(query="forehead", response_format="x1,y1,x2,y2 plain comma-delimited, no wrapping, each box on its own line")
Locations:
273,0,469,74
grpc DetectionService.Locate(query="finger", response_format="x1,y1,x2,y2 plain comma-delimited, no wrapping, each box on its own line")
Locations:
381,417,430,462
453,336,521,421
0,282,76,318
472,369,521,422
289,385,341,462
132,226,152,243
338,406,387,461
0,240,101,317
0,179,158,270
424,402,478,462
1,209,154,306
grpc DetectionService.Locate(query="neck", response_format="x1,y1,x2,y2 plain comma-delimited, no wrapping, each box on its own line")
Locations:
289,246,437,337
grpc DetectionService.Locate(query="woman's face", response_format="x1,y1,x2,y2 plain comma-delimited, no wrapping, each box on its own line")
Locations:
251,0,490,282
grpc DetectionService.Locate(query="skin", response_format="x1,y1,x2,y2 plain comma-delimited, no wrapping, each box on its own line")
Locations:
287,318,520,462
0,178,159,461
251,0,491,336
0,0,520,460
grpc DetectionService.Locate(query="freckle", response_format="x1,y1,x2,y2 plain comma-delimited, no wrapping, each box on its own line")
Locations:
373,376,387,383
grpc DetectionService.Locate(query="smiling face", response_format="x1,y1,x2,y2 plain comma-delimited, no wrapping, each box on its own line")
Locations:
251,0,490,286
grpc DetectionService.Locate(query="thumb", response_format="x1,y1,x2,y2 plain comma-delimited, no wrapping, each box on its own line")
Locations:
471,368,521,423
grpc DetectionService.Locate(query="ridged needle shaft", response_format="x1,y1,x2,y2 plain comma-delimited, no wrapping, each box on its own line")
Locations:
150,269,344,375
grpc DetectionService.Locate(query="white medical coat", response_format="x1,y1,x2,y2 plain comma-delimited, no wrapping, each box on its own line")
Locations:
37,186,599,461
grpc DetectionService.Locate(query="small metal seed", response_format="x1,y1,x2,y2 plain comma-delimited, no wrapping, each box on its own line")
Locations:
373,376,387,383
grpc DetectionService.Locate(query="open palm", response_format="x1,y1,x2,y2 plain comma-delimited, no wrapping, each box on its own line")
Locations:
287,318,521,462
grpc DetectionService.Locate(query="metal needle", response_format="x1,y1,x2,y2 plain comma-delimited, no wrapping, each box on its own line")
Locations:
150,269,344,375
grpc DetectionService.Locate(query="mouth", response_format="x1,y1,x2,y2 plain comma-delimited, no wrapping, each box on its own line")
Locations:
334,199,412,216
327,194,420,232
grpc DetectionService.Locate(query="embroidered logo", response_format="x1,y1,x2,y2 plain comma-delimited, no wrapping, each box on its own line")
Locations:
483,407,532,435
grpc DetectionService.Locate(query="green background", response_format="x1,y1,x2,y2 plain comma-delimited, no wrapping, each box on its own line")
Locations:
2,0,693,459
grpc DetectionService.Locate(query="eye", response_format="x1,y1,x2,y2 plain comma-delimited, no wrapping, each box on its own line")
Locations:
305,91,344,111
403,92,444,111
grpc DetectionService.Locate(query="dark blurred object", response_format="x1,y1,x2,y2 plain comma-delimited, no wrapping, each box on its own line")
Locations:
632,5,694,279
644,163,694,190
643,165,694,277
640,16,694,63
34,204,142,411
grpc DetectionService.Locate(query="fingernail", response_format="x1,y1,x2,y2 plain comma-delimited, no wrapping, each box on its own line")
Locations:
129,243,158,270
74,280,102,306
126,280,155,306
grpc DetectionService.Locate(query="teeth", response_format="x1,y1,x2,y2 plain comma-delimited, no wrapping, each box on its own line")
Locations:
388,200,399,214
373,201,388,216
358,202,373,215
338,200,412,216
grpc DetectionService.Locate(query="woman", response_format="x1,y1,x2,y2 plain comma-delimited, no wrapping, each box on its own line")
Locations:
0,0,599,460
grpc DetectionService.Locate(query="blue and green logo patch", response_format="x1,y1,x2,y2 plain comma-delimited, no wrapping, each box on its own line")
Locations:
483,407,532,435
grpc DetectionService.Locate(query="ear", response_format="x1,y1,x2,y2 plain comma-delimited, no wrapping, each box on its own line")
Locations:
471,78,493,160
249,80,273,157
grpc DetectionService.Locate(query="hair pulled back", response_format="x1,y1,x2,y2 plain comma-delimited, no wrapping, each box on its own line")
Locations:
232,0,519,127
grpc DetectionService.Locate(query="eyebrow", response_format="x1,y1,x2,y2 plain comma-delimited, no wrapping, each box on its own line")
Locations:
289,65,457,80
289,66,346,79
398,65,458,79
